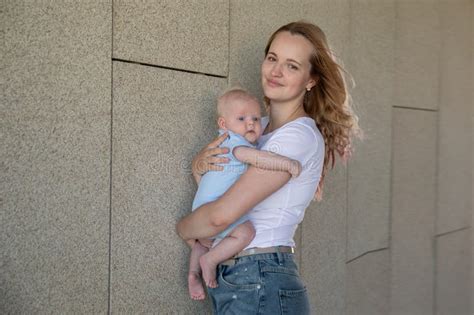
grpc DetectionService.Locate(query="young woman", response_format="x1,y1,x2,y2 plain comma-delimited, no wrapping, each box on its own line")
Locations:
177,21,360,314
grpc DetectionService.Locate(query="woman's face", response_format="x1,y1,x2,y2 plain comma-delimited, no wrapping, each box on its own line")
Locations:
261,31,316,105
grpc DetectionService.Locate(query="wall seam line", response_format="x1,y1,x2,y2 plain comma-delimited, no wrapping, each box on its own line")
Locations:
344,3,354,312
433,2,442,313
392,105,437,112
390,3,400,310
346,247,389,264
111,58,227,78
435,226,471,238
345,0,354,267
227,0,231,81
107,1,114,314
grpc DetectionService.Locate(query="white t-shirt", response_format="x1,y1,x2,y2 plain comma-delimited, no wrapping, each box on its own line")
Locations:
246,116,325,249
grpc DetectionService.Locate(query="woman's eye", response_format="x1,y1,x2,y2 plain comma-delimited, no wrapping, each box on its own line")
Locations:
288,64,298,70
267,56,276,62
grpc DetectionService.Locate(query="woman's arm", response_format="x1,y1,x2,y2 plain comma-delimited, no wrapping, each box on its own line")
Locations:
233,146,302,177
176,165,291,241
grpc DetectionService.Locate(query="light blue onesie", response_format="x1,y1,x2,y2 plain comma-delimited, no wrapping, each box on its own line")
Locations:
192,130,254,239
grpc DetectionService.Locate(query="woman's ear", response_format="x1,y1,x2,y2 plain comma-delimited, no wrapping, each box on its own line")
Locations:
217,117,226,130
306,77,318,91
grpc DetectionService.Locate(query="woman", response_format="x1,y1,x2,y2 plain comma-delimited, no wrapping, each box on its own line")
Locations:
177,21,359,314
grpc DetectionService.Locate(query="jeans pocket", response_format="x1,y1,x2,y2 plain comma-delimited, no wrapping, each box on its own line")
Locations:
208,265,261,315
219,262,261,289
279,287,311,315
219,270,261,290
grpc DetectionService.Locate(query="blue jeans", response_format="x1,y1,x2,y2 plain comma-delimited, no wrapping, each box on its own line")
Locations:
208,252,310,314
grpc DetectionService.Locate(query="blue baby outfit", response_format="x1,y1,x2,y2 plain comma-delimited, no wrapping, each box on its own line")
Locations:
192,129,254,239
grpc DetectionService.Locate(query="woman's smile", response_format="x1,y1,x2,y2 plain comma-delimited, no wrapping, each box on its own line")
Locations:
265,78,284,88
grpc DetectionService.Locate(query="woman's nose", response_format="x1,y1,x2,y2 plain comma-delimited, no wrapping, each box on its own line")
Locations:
270,63,282,77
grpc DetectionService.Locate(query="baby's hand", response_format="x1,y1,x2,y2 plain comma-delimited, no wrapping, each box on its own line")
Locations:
198,238,213,249
289,160,302,178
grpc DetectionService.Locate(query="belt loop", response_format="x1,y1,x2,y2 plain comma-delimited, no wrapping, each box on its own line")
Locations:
276,246,283,265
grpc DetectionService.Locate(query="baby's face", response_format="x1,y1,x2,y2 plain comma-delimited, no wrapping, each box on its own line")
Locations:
221,99,262,144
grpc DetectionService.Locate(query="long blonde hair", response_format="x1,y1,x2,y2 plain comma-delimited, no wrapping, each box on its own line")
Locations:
264,21,361,200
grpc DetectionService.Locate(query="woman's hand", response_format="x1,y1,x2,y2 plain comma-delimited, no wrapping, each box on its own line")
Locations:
192,132,230,183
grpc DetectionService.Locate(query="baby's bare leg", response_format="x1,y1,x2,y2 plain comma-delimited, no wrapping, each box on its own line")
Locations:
200,221,256,288
188,241,209,300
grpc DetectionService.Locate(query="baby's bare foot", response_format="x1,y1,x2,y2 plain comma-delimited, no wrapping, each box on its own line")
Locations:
188,271,206,300
199,255,218,288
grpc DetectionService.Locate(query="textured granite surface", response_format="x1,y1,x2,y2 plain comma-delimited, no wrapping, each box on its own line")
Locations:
1,0,472,313
301,166,347,315
436,229,472,315
110,61,226,313
345,249,390,315
391,108,437,315
346,0,395,261
113,0,229,76
437,0,473,235
0,1,111,314
394,0,440,110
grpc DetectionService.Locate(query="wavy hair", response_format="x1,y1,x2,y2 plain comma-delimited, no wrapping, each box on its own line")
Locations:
264,21,361,201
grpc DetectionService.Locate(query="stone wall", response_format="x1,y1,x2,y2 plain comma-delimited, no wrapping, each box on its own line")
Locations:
1,0,472,314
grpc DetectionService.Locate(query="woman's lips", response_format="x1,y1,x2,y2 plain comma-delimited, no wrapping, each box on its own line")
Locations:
266,79,283,88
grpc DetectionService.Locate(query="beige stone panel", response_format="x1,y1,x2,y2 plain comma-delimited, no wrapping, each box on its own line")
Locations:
0,1,111,313
391,108,437,315
228,0,350,100
436,229,472,315
113,0,228,76
437,0,473,235
395,0,440,110
346,250,390,315
301,166,347,314
111,61,226,313
346,0,395,261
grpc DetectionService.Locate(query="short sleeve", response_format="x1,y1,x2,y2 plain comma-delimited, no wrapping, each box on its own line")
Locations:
222,131,254,161
260,122,319,166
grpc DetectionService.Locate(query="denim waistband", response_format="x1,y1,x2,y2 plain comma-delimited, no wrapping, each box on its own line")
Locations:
220,251,295,266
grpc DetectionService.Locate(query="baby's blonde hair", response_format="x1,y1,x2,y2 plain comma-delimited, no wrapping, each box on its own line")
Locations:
217,86,260,117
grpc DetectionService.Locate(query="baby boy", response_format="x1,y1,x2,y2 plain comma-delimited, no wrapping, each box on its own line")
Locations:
187,87,301,300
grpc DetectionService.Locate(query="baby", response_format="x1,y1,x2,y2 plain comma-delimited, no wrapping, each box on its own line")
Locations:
187,87,302,300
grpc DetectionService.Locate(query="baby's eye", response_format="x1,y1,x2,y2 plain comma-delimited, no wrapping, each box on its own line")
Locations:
238,117,245,121
253,117,260,122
